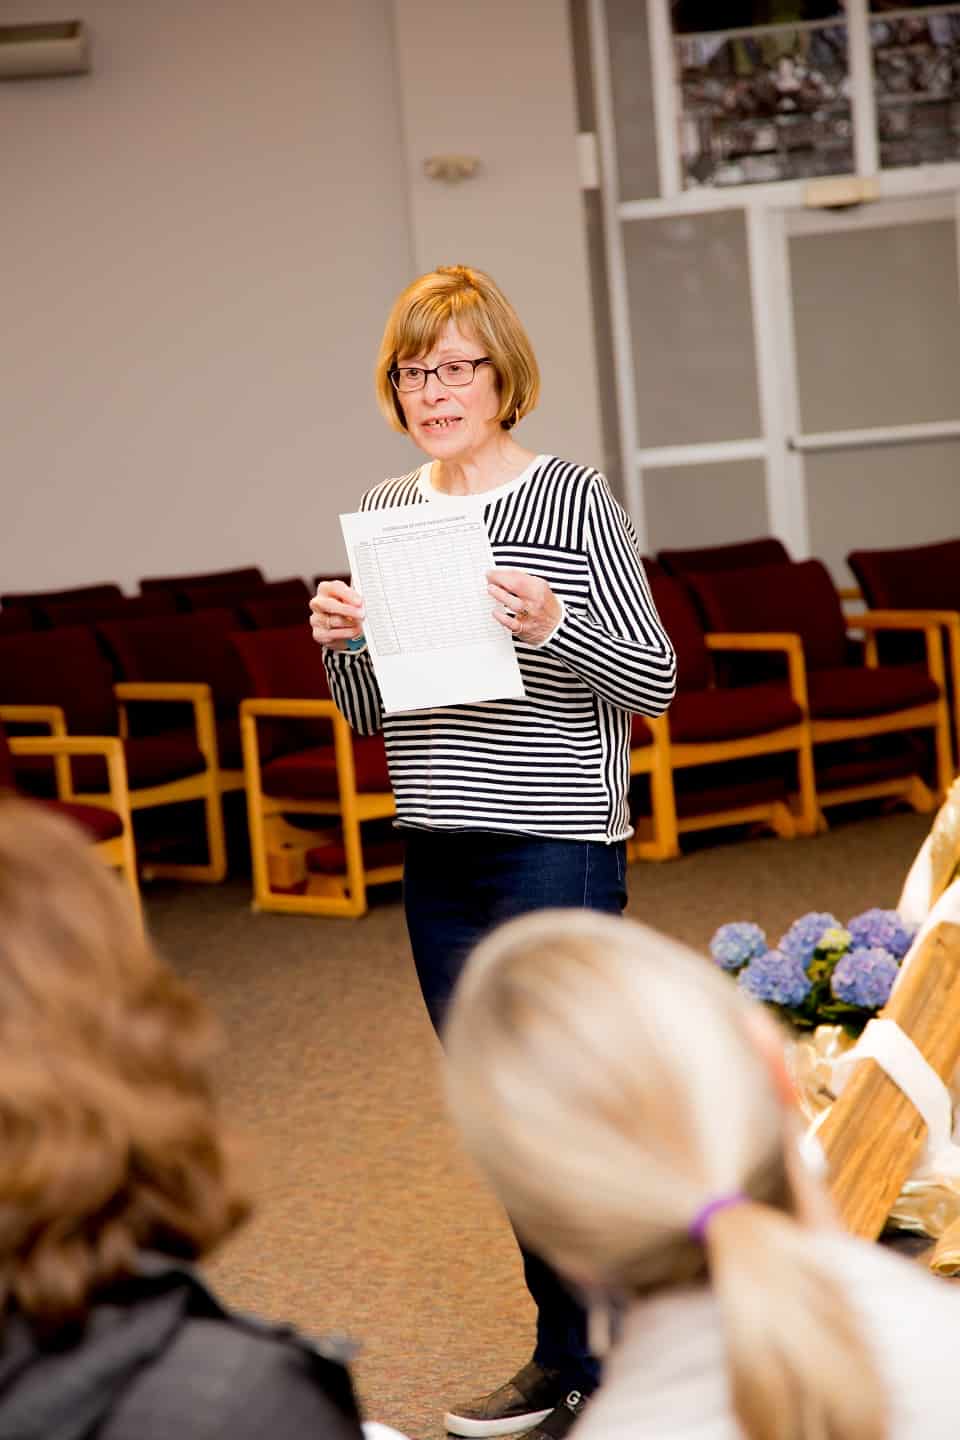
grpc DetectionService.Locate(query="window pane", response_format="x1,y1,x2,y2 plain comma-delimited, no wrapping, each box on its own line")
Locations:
624,211,761,447
676,21,852,187
791,219,960,432
872,7,960,168
644,461,768,551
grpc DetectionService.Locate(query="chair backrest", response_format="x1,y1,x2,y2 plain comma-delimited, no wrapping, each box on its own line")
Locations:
0,583,125,626
657,537,791,578
647,574,712,694
237,578,312,630
97,610,248,711
231,626,332,700
847,539,960,610
0,627,119,734
38,592,178,629
685,558,849,671
139,566,265,595
0,609,33,636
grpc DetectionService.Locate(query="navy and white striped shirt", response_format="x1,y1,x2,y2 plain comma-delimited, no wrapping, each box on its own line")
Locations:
324,454,676,842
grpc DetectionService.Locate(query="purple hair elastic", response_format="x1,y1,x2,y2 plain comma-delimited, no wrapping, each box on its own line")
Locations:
688,1192,748,1243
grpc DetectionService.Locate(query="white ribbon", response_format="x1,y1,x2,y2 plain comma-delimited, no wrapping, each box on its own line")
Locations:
802,1018,960,1181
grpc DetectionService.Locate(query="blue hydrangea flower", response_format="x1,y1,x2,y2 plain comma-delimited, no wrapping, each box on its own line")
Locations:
778,912,842,965
709,922,768,972
738,949,812,1008
846,908,917,961
830,946,899,1011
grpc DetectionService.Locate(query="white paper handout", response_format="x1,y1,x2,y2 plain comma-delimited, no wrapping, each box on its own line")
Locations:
339,505,526,714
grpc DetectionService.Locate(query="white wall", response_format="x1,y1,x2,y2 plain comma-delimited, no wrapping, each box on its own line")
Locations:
1,0,415,593
1,0,607,597
392,0,604,473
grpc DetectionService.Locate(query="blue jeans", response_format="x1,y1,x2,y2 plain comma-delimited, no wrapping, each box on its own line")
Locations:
403,829,628,1391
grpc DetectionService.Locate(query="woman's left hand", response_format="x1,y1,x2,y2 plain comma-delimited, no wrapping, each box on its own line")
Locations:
487,568,563,646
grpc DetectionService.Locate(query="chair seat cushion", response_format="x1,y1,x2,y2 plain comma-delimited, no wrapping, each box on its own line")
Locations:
43,800,124,842
260,736,391,800
808,666,940,719
306,834,405,874
669,684,803,743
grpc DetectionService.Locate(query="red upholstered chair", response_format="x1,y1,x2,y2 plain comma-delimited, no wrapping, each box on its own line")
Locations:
37,592,178,628
96,610,250,874
232,626,399,917
236,578,312,629
629,575,817,860
847,539,960,766
685,559,953,820
0,626,230,884
0,609,33,636
657,537,791,577
0,583,125,627
0,721,140,919
139,566,265,599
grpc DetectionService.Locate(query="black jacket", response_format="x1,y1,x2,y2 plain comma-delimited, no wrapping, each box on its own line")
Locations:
0,1256,365,1440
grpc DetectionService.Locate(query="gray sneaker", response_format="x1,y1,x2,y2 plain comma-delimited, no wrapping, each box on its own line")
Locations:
444,1361,566,1437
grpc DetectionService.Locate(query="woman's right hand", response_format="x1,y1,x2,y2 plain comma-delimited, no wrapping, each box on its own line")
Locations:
309,580,365,651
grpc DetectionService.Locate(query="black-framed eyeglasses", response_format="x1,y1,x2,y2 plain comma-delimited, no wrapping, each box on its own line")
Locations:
389,357,493,393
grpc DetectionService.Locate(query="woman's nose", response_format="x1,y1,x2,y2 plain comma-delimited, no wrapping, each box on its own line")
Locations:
423,370,449,399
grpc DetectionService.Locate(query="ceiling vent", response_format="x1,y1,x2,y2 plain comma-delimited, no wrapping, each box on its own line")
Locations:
0,20,90,79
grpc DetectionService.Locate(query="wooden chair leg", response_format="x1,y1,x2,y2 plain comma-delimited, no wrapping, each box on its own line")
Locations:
793,735,819,837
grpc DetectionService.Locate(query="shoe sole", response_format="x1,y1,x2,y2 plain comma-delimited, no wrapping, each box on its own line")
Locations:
443,1408,552,1437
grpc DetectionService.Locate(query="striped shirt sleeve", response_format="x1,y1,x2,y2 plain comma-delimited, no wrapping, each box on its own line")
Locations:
322,646,384,736
542,472,677,716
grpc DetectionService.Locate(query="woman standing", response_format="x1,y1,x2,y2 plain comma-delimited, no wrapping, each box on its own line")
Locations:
311,265,676,1438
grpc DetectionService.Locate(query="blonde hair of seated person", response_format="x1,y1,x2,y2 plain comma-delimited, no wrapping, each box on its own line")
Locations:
444,909,887,1440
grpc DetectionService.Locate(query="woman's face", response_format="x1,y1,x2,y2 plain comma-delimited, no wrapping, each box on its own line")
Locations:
396,319,501,460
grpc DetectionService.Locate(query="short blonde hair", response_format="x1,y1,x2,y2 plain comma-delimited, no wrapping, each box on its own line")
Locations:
375,265,540,434
445,910,887,1440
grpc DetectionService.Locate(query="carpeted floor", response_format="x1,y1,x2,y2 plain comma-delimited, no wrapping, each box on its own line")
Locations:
144,808,930,1439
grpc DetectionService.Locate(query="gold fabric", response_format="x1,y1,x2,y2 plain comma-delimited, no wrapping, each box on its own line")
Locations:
929,776,960,909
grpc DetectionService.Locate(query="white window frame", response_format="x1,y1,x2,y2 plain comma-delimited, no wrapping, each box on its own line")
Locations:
587,0,960,555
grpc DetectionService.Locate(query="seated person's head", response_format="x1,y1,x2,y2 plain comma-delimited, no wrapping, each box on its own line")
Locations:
444,909,886,1440
0,797,246,1333
444,907,791,1294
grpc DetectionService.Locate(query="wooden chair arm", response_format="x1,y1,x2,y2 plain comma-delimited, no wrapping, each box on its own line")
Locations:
240,698,341,720
846,611,947,687
114,681,212,703
705,632,809,711
8,734,130,811
846,610,955,632
0,703,66,736
705,632,802,655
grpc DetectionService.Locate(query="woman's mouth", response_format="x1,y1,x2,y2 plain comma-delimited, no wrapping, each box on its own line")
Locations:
423,416,462,430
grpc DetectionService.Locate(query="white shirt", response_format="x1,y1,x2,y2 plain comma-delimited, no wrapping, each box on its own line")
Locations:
576,1233,960,1439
